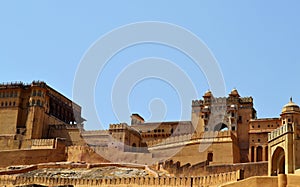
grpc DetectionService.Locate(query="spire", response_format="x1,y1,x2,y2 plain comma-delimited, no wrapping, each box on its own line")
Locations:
290,97,293,103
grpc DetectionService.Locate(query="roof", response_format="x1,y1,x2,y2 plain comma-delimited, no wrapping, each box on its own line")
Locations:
281,97,300,114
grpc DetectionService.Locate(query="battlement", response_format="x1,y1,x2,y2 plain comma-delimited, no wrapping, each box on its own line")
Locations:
192,96,253,107
268,124,293,141
239,97,253,103
48,124,82,130
0,170,242,187
192,100,204,106
0,81,47,89
109,123,129,130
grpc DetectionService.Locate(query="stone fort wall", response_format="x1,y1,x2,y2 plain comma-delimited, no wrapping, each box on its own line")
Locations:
0,170,243,187
162,160,268,179
0,139,66,167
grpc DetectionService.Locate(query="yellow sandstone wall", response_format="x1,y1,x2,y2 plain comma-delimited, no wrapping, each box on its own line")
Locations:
0,139,66,167
0,170,242,187
0,108,18,135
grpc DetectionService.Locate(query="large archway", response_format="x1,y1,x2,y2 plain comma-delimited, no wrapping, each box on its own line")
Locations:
214,123,228,131
271,147,285,176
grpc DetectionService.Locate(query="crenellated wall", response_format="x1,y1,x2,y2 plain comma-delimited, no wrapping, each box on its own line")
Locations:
162,159,268,179
0,170,242,187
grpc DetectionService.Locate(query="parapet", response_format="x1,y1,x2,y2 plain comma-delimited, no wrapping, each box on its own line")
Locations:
109,123,129,130
268,124,293,141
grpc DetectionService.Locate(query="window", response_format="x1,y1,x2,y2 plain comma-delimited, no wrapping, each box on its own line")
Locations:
37,90,42,96
257,146,263,162
258,139,260,142
231,112,235,117
207,152,213,162
238,116,242,121
32,90,36,96
258,125,260,128
288,118,291,122
232,126,236,131
251,146,255,162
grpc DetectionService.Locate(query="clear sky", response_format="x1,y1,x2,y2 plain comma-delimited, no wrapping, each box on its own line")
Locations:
1,1,300,130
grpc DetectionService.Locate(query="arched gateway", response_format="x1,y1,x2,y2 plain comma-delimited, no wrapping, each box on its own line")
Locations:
271,147,285,176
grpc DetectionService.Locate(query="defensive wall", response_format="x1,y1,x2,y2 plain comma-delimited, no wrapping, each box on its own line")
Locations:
162,160,268,179
0,138,66,167
220,174,300,187
0,170,243,187
67,145,109,163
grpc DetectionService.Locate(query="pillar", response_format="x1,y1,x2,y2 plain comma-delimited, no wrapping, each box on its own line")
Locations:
262,145,266,161
278,174,287,187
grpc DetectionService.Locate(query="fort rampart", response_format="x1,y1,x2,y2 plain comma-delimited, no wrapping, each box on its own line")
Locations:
0,170,242,187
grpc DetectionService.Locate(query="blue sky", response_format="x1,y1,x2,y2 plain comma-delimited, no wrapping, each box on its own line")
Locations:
1,1,300,130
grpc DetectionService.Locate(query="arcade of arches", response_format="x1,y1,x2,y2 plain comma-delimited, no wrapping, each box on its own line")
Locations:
250,145,268,162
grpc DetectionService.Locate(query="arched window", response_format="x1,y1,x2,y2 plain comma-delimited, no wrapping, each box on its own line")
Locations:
32,99,35,106
37,100,41,106
265,146,268,161
257,146,263,162
251,146,255,162
32,90,36,96
37,90,42,96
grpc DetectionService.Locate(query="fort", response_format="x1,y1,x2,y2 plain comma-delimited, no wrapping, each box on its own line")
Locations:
0,81,300,186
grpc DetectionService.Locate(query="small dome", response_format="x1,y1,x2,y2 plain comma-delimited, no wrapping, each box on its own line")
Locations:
230,88,240,97
204,90,212,97
282,97,300,114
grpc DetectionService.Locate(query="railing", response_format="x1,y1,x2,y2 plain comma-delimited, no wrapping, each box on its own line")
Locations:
268,124,293,141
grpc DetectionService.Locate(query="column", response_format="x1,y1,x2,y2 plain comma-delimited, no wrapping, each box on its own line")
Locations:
262,146,266,161
254,147,257,162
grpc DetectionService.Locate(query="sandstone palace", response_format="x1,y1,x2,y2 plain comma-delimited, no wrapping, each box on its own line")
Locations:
0,81,299,187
